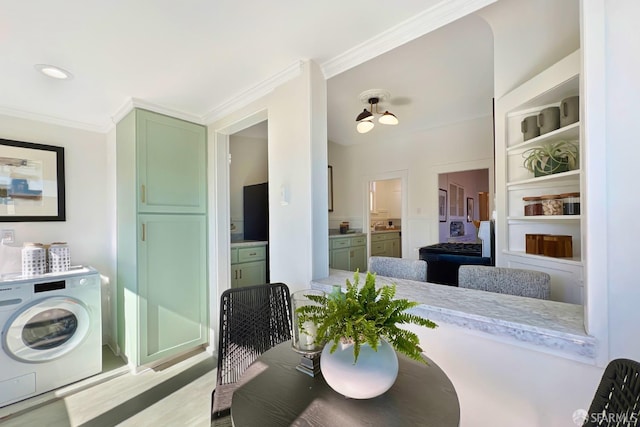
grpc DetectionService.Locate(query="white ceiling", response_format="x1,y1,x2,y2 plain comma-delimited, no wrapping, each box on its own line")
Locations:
327,13,494,146
4,0,490,132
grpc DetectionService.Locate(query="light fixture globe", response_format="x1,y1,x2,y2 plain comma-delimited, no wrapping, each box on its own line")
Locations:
357,120,374,134
379,111,398,125
355,109,373,122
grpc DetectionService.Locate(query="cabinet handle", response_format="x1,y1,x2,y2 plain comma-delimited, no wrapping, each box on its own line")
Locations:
141,185,146,203
142,223,146,241
249,252,256,256
239,269,242,279
235,270,238,280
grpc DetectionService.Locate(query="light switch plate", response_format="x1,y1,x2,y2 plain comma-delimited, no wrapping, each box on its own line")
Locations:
1,229,15,244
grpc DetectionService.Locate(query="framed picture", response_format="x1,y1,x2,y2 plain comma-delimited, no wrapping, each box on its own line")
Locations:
328,165,334,212
438,188,447,222
467,197,475,222
449,182,465,218
1,138,66,222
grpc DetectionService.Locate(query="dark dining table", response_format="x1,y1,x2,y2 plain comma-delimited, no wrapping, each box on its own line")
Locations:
230,341,460,426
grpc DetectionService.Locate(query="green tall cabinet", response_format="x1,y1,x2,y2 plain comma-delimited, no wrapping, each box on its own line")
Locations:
117,109,208,369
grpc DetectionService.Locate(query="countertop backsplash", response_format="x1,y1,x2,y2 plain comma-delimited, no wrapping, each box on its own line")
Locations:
328,218,364,232
370,218,401,231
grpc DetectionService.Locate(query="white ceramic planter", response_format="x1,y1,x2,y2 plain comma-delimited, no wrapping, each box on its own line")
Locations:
320,338,399,399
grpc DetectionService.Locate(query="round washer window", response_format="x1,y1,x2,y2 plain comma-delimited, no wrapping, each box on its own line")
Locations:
22,308,79,350
3,297,91,363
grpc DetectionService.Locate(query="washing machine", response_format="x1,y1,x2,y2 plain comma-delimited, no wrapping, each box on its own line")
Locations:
0,266,102,408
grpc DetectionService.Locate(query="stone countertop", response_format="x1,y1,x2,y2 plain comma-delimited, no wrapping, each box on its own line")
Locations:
371,229,401,234
230,240,268,248
311,269,596,361
328,231,366,238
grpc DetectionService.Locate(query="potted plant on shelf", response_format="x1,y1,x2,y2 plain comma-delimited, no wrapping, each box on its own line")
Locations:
296,271,437,399
522,140,579,177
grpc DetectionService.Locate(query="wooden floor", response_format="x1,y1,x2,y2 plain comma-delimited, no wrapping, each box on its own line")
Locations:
0,346,216,427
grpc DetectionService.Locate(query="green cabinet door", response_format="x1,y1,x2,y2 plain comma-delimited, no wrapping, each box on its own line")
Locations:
234,260,267,288
137,109,207,214
383,241,395,257
350,246,367,273
331,248,350,271
137,214,207,365
390,238,401,258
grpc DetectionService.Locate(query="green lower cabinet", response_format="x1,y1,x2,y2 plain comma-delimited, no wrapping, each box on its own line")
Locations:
231,245,267,287
350,245,367,273
137,214,207,365
370,241,386,256
388,238,401,258
329,236,367,272
232,260,267,287
370,233,401,258
331,247,350,271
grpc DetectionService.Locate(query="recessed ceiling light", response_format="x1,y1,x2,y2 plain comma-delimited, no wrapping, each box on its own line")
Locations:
34,64,73,80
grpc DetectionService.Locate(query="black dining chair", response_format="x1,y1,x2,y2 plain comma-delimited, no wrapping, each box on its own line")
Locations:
584,358,640,426
211,283,292,426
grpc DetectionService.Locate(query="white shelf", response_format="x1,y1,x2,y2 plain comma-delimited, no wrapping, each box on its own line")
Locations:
507,74,579,113
507,215,581,222
496,50,584,305
507,122,580,153
507,169,580,188
503,250,583,266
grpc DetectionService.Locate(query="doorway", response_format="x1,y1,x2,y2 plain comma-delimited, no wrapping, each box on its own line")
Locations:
369,178,403,258
229,120,270,286
365,170,408,260
437,168,490,243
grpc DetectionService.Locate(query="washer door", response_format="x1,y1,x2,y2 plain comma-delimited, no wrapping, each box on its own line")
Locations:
3,296,91,363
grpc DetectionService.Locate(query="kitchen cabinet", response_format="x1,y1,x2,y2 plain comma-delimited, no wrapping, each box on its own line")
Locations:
137,214,207,362
231,244,267,287
116,108,208,369
136,109,207,214
370,232,401,258
329,235,367,273
495,49,583,304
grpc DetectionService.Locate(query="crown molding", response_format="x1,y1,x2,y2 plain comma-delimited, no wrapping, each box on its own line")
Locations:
203,60,304,125
321,0,497,79
0,105,112,134
111,98,206,126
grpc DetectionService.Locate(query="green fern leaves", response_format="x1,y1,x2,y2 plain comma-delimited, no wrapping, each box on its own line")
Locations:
297,271,437,363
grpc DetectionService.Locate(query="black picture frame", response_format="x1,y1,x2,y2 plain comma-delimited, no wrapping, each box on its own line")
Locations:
0,138,66,222
438,188,447,222
328,165,334,212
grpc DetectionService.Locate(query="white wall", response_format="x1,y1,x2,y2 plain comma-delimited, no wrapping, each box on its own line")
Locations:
605,0,640,360
329,116,494,257
477,0,580,99
406,322,603,427
208,60,328,347
0,114,114,346
228,134,268,236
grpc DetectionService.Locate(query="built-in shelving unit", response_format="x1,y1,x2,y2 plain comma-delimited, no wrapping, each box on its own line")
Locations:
495,50,584,305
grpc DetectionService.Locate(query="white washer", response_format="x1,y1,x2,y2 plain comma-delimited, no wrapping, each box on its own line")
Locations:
0,266,101,408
